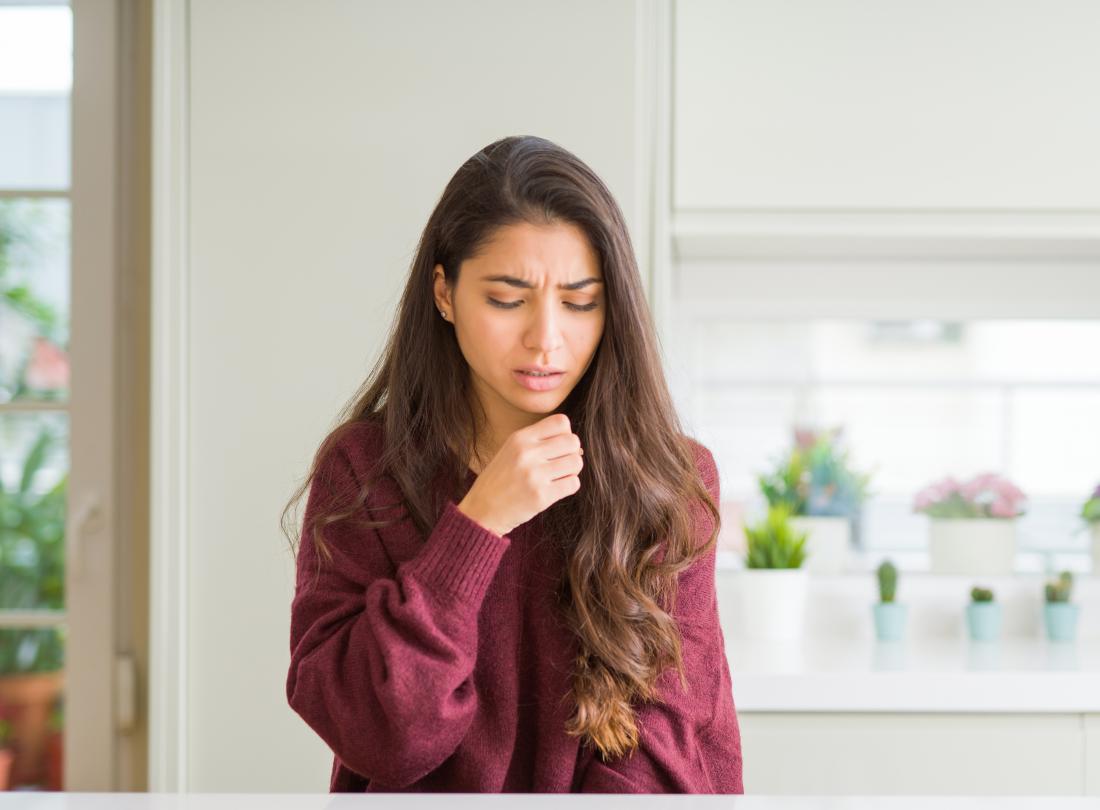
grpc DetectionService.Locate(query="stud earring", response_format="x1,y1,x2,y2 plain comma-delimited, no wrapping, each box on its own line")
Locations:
440,309,447,319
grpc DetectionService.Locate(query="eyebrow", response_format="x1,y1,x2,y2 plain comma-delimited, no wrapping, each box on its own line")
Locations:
480,274,604,291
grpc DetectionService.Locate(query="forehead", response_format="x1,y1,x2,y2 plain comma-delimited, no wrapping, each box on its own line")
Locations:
470,221,602,286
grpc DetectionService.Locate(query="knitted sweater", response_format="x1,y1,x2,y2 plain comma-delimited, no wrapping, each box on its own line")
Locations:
286,420,744,793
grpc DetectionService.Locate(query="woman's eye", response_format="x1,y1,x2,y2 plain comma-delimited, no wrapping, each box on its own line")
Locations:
487,297,598,312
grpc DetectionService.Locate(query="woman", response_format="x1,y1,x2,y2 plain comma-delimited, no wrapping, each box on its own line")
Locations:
282,135,744,793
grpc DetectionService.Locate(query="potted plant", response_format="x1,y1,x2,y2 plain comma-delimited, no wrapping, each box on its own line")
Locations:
758,425,874,574
914,472,1027,575
1080,484,1100,574
739,503,810,640
1043,571,1079,643
966,586,1002,642
0,424,67,789
44,694,62,790
872,559,907,641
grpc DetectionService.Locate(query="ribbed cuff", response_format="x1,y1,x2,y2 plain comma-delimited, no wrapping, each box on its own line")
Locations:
403,499,511,606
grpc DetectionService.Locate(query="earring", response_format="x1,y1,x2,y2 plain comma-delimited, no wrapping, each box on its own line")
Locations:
440,309,447,319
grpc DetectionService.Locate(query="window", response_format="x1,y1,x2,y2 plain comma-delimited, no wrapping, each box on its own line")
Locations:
677,315,1100,571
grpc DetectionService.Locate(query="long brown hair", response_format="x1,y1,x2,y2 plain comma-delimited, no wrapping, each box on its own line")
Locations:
281,135,720,763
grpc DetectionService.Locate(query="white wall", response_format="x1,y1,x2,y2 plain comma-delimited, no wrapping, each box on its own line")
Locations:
178,0,646,792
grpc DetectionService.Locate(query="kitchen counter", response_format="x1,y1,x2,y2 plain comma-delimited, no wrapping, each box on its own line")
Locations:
726,635,1100,712
1,796,1098,809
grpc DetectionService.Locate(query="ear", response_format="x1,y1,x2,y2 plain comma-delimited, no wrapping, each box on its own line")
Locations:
432,263,453,314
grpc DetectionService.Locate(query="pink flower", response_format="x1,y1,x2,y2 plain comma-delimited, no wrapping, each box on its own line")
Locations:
989,498,1018,518
994,478,1026,501
913,472,1027,518
961,472,999,500
793,427,818,450
913,476,962,510
24,336,70,391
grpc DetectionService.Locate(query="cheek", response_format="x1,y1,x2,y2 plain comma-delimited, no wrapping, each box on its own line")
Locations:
577,316,604,357
456,312,515,366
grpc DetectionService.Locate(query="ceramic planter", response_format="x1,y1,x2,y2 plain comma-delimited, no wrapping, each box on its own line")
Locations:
872,602,908,641
0,670,63,789
1043,602,1079,642
737,567,809,641
966,601,1002,641
0,748,13,790
929,518,1016,575
789,516,850,574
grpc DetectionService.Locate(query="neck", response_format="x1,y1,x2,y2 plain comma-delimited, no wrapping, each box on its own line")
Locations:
466,376,546,473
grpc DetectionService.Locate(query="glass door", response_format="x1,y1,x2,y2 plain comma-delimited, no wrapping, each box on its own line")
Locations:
0,1,72,791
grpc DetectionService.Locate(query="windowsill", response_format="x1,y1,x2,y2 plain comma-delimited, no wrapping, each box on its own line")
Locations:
716,549,1096,576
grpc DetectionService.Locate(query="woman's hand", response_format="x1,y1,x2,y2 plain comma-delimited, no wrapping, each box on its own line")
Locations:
457,413,583,536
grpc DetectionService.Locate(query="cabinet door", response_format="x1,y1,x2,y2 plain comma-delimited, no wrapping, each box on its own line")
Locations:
738,712,1084,794
674,0,1100,210
1086,714,1100,795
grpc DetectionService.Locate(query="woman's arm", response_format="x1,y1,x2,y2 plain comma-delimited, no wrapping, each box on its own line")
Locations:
285,436,510,789
578,443,745,794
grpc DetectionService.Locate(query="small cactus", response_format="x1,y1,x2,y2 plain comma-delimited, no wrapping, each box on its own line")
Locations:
876,559,898,603
1044,570,1073,603
970,586,994,603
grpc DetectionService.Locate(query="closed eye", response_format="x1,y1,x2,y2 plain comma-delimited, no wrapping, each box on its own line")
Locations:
487,297,598,312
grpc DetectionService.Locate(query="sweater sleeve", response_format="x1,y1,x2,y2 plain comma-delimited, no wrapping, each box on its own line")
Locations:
285,435,511,789
578,443,744,794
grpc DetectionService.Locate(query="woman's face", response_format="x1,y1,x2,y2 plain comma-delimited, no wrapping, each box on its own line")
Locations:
433,220,606,438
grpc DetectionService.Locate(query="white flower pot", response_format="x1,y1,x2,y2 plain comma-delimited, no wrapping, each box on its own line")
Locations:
928,518,1017,575
1091,523,1100,575
736,568,809,641
789,516,850,574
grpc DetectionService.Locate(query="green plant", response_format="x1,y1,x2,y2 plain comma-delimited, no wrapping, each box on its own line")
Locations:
1044,571,1074,603
757,425,873,517
970,586,994,603
0,704,13,749
744,504,808,569
913,473,1027,519
0,200,62,337
0,425,67,675
876,559,898,603
1081,484,1100,524
47,694,63,733
1,199,68,402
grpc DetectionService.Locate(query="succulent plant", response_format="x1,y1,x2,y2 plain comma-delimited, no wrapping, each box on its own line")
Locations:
970,586,994,603
876,559,898,603
1044,571,1073,603
743,503,809,569
757,425,874,517
1082,484,1100,524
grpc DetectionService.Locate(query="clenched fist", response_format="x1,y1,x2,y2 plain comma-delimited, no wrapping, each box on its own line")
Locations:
457,413,583,537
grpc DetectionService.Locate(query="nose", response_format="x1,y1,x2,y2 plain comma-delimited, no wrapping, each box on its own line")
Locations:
523,298,564,355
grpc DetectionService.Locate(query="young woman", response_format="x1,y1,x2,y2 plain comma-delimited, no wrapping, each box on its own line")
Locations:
282,135,744,793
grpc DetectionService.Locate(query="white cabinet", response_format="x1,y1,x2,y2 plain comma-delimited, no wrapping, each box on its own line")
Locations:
738,712,1097,795
673,0,1100,211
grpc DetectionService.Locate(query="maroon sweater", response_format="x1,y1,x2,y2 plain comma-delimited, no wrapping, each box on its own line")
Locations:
286,420,744,793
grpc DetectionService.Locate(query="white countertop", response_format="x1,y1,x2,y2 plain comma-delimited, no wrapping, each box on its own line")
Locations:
1,795,1098,809
726,635,1100,712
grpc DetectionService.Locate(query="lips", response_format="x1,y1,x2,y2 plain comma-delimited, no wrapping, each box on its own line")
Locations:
513,369,565,391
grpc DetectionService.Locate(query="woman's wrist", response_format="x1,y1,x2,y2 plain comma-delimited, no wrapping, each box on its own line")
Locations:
456,497,508,537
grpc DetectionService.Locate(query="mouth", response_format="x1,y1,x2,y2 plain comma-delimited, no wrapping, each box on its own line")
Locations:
513,369,566,391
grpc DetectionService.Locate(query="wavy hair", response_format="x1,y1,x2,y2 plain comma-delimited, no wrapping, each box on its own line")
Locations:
281,135,720,763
